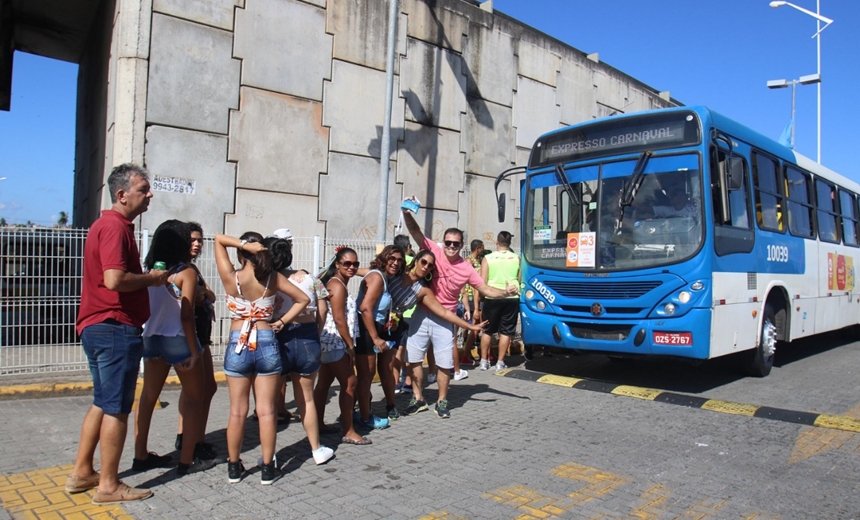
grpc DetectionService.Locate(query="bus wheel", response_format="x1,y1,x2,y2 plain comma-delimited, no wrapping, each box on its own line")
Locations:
747,305,777,377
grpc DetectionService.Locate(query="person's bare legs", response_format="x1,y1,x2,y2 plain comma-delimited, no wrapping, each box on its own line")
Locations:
225,376,251,463
134,358,170,460
291,373,321,450
96,412,130,493
497,334,512,366
276,375,289,415
377,348,397,408
408,362,425,403
328,355,362,441
436,363,451,403
173,360,207,465
314,363,336,431
452,332,461,376
252,374,280,465
71,405,103,481
176,345,217,445
355,353,375,422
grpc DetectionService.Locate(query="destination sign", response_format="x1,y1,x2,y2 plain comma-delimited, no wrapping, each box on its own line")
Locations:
530,111,701,168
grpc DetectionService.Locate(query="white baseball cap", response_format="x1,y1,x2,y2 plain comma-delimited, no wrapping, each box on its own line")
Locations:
270,228,293,240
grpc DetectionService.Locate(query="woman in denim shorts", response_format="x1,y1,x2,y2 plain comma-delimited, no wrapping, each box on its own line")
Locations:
214,232,310,485
313,247,370,445
265,235,333,465
135,220,211,476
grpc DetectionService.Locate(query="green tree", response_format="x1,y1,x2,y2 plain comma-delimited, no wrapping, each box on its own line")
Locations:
57,211,69,227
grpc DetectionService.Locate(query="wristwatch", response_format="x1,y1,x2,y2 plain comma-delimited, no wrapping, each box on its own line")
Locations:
240,239,248,250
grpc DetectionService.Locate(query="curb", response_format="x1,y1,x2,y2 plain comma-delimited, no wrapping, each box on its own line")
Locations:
495,368,860,434
0,371,229,401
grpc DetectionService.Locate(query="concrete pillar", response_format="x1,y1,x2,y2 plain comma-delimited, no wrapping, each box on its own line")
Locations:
109,0,151,167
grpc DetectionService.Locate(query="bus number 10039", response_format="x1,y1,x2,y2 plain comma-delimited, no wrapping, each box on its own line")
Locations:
766,244,789,263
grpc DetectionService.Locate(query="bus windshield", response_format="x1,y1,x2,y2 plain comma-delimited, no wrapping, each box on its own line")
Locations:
524,153,703,271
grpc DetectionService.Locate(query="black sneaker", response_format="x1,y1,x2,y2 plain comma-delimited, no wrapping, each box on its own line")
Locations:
175,433,183,451
260,461,279,485
403,397,428,415
434,399,450,419
132,452,174,471
523,345,534,361
177,458,216,476
227,460,246,484
194,442,219,461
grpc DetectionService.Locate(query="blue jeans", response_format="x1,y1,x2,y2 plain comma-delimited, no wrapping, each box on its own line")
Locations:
81,320,144,415
143,334,201,365
277,323,322,376
223,330,282,377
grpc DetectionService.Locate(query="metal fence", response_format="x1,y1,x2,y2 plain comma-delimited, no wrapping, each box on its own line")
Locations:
0,227,384,376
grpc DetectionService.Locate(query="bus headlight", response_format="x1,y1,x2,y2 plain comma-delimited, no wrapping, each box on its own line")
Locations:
691,281,704,291
524,289,535,300
663,303,676,315
678,291,691,304
536,301,546,310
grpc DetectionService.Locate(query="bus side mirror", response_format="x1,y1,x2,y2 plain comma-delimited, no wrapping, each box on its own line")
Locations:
726,156,744,190
498,193,506,222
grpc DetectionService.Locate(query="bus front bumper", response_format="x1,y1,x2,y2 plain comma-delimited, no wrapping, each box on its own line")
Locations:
520,307,712,359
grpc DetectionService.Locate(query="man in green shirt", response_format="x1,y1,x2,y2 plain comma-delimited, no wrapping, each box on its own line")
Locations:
475,231,520,371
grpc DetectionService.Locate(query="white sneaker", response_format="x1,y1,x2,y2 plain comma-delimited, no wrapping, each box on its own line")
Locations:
453,369,469,381
478,359,490,371
495,360,508,371
312,446,334,465
427,373,437,384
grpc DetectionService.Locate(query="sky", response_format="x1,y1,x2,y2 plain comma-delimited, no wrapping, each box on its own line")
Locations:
0,0,858,226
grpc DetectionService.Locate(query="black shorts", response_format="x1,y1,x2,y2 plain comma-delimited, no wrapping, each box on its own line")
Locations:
356,318,408,356
482,298,519,336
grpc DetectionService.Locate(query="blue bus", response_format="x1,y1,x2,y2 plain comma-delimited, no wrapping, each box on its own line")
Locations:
495,106,860,376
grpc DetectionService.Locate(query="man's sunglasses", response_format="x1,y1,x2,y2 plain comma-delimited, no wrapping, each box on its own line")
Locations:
419,258,436,269
339,261,360,268
444,240,462,248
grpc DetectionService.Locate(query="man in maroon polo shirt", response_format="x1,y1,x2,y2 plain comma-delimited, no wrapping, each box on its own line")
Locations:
65,163,168,504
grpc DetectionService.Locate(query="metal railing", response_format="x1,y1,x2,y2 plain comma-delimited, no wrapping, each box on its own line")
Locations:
0,227,383,376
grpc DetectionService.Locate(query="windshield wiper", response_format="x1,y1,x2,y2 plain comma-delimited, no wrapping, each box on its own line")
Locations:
555,164,580,207
614,151,653,234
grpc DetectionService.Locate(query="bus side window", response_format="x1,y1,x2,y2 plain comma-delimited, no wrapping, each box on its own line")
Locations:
752,151,784,233
839,189,860,247
711,148,751,229
784,166,815,239
815,178,840,244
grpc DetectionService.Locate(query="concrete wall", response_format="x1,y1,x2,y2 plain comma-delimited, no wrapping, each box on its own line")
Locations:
76,0,679,248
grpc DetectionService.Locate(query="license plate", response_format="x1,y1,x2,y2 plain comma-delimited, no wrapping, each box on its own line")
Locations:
653,331,692,345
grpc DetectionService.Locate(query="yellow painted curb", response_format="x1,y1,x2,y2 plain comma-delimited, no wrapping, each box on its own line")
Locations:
814,413,860,433
536,374,581,387
0,370,231,402
611,385,661,401
701,399,758,416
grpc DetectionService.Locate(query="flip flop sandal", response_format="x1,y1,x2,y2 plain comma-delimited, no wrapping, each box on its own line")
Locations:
341,436,372,445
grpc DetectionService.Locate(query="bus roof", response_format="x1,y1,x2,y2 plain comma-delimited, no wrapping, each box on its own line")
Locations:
533,106,859,193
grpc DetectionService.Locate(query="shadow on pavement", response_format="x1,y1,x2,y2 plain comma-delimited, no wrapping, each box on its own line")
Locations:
505,329,855,395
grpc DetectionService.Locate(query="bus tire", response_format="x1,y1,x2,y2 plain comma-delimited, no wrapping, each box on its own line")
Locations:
747,304,777,377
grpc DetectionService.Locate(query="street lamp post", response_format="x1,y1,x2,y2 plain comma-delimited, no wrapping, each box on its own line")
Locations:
769,1,834,163
767,73,821,148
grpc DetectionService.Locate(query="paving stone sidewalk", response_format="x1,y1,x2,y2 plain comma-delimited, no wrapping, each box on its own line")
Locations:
1,357,859,519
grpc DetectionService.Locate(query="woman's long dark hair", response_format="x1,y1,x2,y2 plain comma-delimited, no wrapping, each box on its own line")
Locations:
145,220,190,270
237,231,273,282
263,236,293,272
407,249,435,286
369,244,404,273
319,247,357,285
